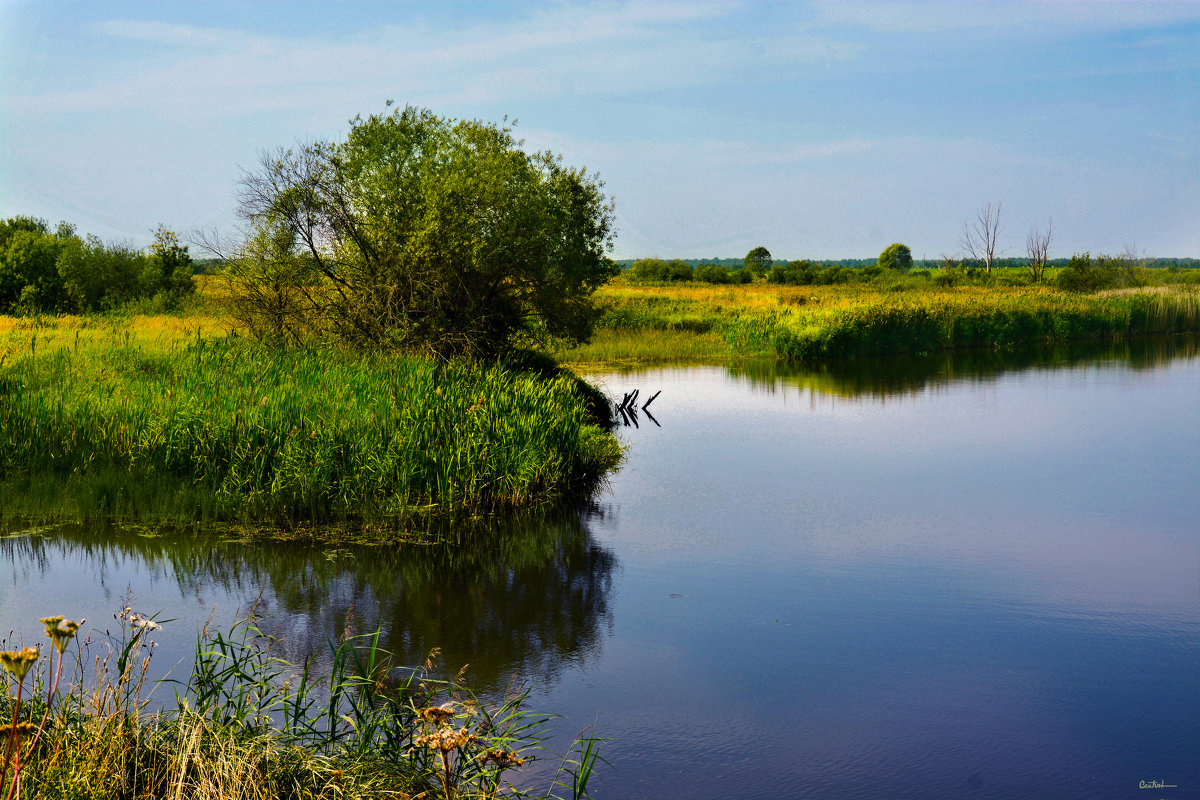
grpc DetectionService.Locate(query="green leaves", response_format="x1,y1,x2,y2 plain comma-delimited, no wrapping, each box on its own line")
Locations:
233,105,616,358
878,243,913,273
744,246,772,276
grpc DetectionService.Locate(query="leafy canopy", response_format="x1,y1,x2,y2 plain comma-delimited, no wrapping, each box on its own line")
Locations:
878,242,913,272
232,104,617,358
0,217,192,314
744,246,772,275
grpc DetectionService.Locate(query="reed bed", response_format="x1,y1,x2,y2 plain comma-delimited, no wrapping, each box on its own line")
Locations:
558,283,1200,364
0,321,620,528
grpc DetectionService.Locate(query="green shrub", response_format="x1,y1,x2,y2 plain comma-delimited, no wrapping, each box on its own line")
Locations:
694,265,732,284
628,258,694,283
230,105,616,358
0,217,195,314
1055,253,1116,292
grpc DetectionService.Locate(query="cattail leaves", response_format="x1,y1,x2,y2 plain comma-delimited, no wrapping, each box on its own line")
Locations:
0,335,620,528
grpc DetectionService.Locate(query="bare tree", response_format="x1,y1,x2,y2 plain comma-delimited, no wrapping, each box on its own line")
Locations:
961,202,1004,273
1120,242,1145,287
1025,218,1053,283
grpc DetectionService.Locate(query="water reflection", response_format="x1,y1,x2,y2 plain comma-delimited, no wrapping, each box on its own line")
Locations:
1,507,616,692
726,334,1198,400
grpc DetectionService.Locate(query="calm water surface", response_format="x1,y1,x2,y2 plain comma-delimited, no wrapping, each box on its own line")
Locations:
2,340,1197,799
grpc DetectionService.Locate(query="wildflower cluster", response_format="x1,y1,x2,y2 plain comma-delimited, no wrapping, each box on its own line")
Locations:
408,696,535,800
40,616,81,654
3,614,83,800
418,705,457,726
117,607,163,632
480,748,526,769
414,725,475,753
0,649,38,682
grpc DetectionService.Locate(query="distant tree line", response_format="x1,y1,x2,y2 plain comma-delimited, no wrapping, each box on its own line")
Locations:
0,217,195,314
619,255,1198,274
622,247,1198,289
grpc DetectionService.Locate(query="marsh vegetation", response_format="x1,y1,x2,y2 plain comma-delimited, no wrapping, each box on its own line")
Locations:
558,278,1200,366
0,313,618,531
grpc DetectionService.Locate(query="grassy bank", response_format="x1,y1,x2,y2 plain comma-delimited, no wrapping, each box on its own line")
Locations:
1,611,600,799
557,282,1200,365
0,315,620,531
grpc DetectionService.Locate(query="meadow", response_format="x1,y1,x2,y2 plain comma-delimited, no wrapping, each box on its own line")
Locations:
0,298,619,533
557,276,1200,366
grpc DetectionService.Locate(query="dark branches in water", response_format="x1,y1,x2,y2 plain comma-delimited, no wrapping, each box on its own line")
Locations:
613,388,661,428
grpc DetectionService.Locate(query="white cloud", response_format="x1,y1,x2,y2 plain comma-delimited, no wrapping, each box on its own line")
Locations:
811,0,1200,34
95,19,243,48
7,2,856,120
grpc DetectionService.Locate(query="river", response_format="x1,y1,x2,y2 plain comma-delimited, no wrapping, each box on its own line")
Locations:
2,338,1197,799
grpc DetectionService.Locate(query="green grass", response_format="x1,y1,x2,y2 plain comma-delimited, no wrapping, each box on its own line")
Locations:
556,281,1200,366
0,323,620,532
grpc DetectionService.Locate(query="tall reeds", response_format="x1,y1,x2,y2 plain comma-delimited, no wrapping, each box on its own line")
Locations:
0,331,621,528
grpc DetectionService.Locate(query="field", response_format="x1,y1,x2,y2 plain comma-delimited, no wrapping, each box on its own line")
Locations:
557,278,1200,366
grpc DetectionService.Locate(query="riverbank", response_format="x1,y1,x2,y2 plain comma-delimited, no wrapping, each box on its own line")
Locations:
0,313,620,534
556,281,1200,366
1,609,597,800
4,278,1198,532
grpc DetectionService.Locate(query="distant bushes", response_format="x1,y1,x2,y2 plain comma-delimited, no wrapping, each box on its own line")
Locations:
1053,252,1141,292
627,258,753,284
877,243,913,272
767,260,860,285
694,264,752,284
0,216,195,315
628,258,696,283
621,253,1200,293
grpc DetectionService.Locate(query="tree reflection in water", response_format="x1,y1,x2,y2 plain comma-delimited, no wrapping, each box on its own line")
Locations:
1,506,616,694
725,333,1198,401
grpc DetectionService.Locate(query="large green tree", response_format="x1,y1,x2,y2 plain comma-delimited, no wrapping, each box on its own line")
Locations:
231,104,617,357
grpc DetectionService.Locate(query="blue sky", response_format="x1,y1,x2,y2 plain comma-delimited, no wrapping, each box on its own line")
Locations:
2,1,1197,259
